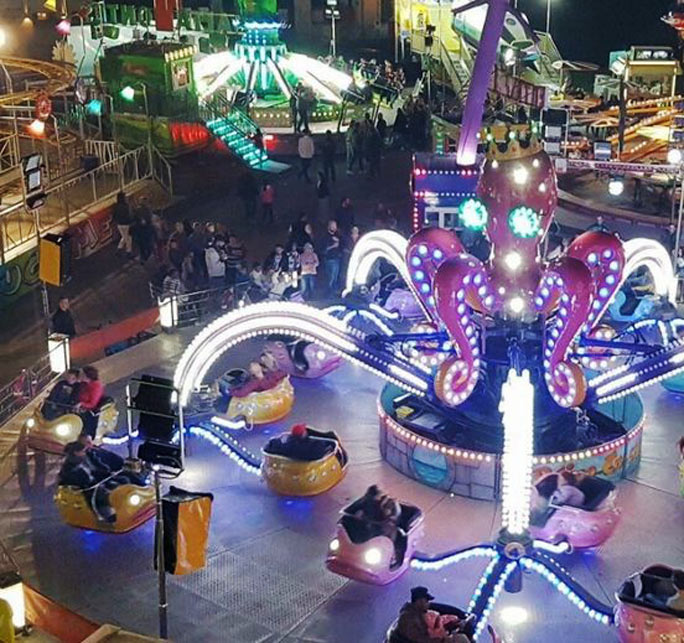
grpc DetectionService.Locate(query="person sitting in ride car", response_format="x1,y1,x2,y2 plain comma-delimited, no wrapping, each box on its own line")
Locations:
259,351,280,374
74,366,105,438
550,471,586,508
59,436,147,523
42,368,81,420
395,587,473,643
231,361,286,397
76,434,147,487
265,424,335,461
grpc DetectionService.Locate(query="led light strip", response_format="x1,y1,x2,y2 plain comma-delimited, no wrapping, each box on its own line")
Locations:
174,302,429,407
379,402,494,464
532,423,643,464
520,557,613,626
467,555,501,612
411,546,497,571
472,561,518,641
102,430,139,446
619,238,677,305
500,369,534,535
188,426,261,476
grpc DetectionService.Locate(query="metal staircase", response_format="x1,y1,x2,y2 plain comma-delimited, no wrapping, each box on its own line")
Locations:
200,94,268,169
439,38,474,106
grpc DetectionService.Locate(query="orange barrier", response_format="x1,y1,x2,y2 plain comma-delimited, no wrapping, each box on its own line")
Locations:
24,584,99,643
70,308,159,364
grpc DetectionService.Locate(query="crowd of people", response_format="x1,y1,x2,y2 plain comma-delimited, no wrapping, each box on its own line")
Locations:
144,185,399,309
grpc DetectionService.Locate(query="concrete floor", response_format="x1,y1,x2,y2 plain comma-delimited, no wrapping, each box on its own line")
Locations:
1,329,683,643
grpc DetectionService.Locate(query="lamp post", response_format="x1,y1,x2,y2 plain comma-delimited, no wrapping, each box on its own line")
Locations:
121,82,152,154
545,0,552,34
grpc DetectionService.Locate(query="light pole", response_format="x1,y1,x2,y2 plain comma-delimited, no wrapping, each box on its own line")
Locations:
545,0,551,34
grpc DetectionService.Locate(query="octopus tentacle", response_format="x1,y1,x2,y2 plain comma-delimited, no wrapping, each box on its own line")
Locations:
566,231,625,332
433,254,494,406
406,228,464,322
536,257,594,408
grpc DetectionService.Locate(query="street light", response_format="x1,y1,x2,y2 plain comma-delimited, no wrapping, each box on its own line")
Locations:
0,27,6,49
545,0,552,34
120,83,152,153
608,178,624,196
28,118,46,136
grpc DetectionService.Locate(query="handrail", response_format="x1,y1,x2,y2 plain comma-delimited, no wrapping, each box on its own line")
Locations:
151,146,173,195
0,145,151,263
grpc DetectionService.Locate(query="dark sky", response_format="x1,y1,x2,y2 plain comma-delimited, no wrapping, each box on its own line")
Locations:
518,0,677,66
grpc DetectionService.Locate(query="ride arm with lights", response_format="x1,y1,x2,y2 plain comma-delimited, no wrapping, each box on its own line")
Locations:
433,255,495,407
534,257,593,408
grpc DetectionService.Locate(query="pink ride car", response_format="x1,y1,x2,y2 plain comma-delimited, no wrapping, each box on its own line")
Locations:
263,336,342,379
615,565,684,642
529,473,620,549
326,499,424,585
384,288,424,320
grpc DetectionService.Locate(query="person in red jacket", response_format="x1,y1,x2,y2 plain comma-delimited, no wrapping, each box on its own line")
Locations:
232,361,286,397
75,365,105,438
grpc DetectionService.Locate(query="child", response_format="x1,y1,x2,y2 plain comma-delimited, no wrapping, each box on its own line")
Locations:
299,242,319,300
424,610,464,640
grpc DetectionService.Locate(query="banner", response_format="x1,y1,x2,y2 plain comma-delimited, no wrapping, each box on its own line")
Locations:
0,204,114,309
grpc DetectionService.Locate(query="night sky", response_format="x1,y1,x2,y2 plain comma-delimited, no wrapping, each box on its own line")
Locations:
518,0,678,66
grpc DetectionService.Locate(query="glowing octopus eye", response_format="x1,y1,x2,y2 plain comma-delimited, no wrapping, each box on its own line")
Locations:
458,198,488,231
508,206,541,239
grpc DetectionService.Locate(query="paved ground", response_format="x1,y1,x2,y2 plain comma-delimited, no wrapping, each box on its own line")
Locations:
2,329,683,642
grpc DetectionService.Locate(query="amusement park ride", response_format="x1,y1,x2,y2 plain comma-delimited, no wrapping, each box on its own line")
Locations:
14,0,684,639
157,1,684,640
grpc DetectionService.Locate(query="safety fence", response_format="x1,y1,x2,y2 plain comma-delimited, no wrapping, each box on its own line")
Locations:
155,281,253,329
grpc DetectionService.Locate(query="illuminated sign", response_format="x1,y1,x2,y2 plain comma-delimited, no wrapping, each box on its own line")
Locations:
631,47,674,62
89,3,240,34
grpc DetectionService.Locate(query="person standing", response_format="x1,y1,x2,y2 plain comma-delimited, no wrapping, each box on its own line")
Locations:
297,130,315,183
335,196,355,236
237,171,259,222
224,234,246,286
298,88,311,133
321,130,336,183
205,239,226,290
113,191,133,256
376,112,388,144
289,90,299,133
51,296,76,337
316,171,331,221
322,220,342,296
261,182,275,223
345,121,357,175
299,242,319,300
367,126,382,178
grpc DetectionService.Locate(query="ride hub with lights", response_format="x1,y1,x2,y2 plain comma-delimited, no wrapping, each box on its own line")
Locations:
390,126,650,500
194,20,361,129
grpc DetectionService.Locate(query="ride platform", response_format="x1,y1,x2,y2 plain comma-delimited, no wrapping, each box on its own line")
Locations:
1,329,682,642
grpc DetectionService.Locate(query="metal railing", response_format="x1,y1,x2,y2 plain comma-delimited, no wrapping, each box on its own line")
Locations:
0,145,152,263
84,139,121,165
151,146,174,195
0,352,55,427
156,282,252,329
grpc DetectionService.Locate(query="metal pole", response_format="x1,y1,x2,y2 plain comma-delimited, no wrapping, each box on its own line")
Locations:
125,383,134,460
545,0,551,34
674,166,684,266
52,115,64,179
154,468,168,639
331,13,336,57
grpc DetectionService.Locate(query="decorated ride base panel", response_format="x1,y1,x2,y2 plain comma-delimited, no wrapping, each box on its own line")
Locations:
378,385,644,501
